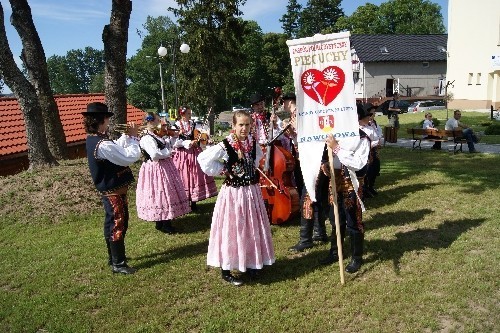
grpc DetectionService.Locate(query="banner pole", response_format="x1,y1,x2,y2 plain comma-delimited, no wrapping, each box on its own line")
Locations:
328,147,345,285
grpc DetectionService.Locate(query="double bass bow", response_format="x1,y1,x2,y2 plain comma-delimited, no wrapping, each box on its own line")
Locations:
258,87,300,225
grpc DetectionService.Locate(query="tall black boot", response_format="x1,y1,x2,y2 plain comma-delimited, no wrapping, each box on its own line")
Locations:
288,214,314,252
161,220,178,234
345,232,363,273
155,221,164,231
312,209,328,242
221,269,243,286
110,239,136,274
319,226,345,265
105,238,112,266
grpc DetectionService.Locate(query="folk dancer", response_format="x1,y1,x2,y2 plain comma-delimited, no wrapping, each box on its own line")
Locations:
82,102,141,275
136,112,191,234
173,106,218,210
320,104,371,273
197,110,275,286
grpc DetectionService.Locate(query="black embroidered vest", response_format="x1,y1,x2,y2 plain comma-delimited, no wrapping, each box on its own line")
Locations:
86,135,135,194
222,139,259,187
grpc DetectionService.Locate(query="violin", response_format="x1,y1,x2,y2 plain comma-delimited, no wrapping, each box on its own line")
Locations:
258,87,300,225
154,123,179,137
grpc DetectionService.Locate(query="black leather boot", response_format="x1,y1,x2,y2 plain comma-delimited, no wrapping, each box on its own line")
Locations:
155,221,164,231
161,220,178,234
105,238,112,266
110,239,136,274
288,214,314,252
221,269,243,286
319,226,345,265
312,209,328,243
345,232,363,273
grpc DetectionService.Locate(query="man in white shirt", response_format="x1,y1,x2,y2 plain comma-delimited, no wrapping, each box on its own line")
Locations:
445,110,478,153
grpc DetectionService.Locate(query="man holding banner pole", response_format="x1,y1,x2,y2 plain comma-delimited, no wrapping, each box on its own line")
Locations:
286,31,370,281
319,105,371,274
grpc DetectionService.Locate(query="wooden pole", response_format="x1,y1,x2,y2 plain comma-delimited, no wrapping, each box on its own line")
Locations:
328,147,345,285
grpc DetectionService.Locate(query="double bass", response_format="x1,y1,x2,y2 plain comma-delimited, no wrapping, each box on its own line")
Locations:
258,88,300,225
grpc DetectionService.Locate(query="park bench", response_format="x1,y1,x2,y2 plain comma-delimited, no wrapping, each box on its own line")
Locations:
406,128,467,153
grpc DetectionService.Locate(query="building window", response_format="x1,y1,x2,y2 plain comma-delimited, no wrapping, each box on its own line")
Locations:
476,73,482,85
468,73,473,85
422,62,429,68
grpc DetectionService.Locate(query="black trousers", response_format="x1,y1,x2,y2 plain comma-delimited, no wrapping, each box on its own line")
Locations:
101,194,129,241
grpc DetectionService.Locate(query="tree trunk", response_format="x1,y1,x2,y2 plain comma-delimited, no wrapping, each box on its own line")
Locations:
9,0,68,159
103,0,132,138
0,2,57,169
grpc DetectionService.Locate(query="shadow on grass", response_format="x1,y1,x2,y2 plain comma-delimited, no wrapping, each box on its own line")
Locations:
364,218,485,275
366,208,434,230
133,239,209,270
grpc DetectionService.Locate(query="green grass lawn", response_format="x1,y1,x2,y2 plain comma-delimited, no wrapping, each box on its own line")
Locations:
0,146,499,332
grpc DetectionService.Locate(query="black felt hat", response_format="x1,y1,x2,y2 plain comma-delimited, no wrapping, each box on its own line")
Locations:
82,102,114,116
249,93,265,105
363,103,377,113
357,103,371,120
282,92,296,101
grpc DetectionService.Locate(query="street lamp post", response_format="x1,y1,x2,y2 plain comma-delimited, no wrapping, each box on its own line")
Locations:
156,43,190,117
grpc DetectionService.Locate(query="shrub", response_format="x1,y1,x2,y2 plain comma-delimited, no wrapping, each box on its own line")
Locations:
485,123,500,135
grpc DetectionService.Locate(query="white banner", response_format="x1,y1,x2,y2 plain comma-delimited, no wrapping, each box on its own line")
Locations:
287,32,359,202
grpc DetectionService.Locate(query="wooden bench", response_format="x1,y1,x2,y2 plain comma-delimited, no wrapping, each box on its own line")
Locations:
406,128,467,153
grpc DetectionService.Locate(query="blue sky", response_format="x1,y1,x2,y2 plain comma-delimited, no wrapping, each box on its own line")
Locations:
2,0,447,85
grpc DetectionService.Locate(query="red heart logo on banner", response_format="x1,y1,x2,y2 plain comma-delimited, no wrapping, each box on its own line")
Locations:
300,66,345,106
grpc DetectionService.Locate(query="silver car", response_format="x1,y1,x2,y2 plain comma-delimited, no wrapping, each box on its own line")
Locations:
408,100,446,113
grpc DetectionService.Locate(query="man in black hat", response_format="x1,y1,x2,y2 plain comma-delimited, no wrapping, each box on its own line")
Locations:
319,104,371,273
82,102,141,274
361,103,382,198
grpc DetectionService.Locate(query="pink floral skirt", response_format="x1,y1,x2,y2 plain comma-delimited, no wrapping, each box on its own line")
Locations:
136,158,191,221
207,183,275,272
173,146,218,202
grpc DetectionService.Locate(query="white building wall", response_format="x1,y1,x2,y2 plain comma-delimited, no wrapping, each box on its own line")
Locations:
447,0,500,110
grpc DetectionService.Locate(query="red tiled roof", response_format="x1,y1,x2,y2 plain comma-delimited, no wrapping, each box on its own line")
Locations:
0,94,146,157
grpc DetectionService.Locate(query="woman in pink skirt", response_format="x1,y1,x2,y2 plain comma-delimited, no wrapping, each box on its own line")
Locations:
173,106,218,210
136,112,191,233
197,110,275,286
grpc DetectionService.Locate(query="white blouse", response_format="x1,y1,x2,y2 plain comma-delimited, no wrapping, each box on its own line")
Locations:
197,141,264,177
333,134,371,171
139,131,182,162
97,134,141,166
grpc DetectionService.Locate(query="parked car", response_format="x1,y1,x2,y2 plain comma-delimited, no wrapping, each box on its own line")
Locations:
408,100,446,113
217,121,231,130
232,105,250,112
379,100,411,115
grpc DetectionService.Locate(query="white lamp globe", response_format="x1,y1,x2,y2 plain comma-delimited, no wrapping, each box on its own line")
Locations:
158,46,168,57
180,43,190,54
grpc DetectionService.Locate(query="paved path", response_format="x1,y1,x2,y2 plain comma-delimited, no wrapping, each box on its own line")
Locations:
384,138,500,154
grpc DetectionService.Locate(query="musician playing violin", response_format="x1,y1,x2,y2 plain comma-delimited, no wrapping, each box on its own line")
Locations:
136,112,191,234
173,106,218,211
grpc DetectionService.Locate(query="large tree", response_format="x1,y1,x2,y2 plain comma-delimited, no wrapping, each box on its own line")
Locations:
169,0,247,119
47,47,105,94
127,16,181,112
335,0,445,34
9,0,67,159
0,1,57,169
298,0,344,37
280,0,302,38
103,0,132,134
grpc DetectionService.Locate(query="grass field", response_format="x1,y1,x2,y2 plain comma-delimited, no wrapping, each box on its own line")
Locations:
1,144,499,332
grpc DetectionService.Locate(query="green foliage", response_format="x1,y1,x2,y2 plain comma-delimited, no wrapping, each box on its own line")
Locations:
484,122,500,135
335,0,445,34
280,0,302,38
298,0,344,37
47,47,105,94
169,0,247,117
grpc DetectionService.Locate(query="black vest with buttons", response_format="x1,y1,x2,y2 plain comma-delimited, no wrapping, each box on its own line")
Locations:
86,135,135,194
